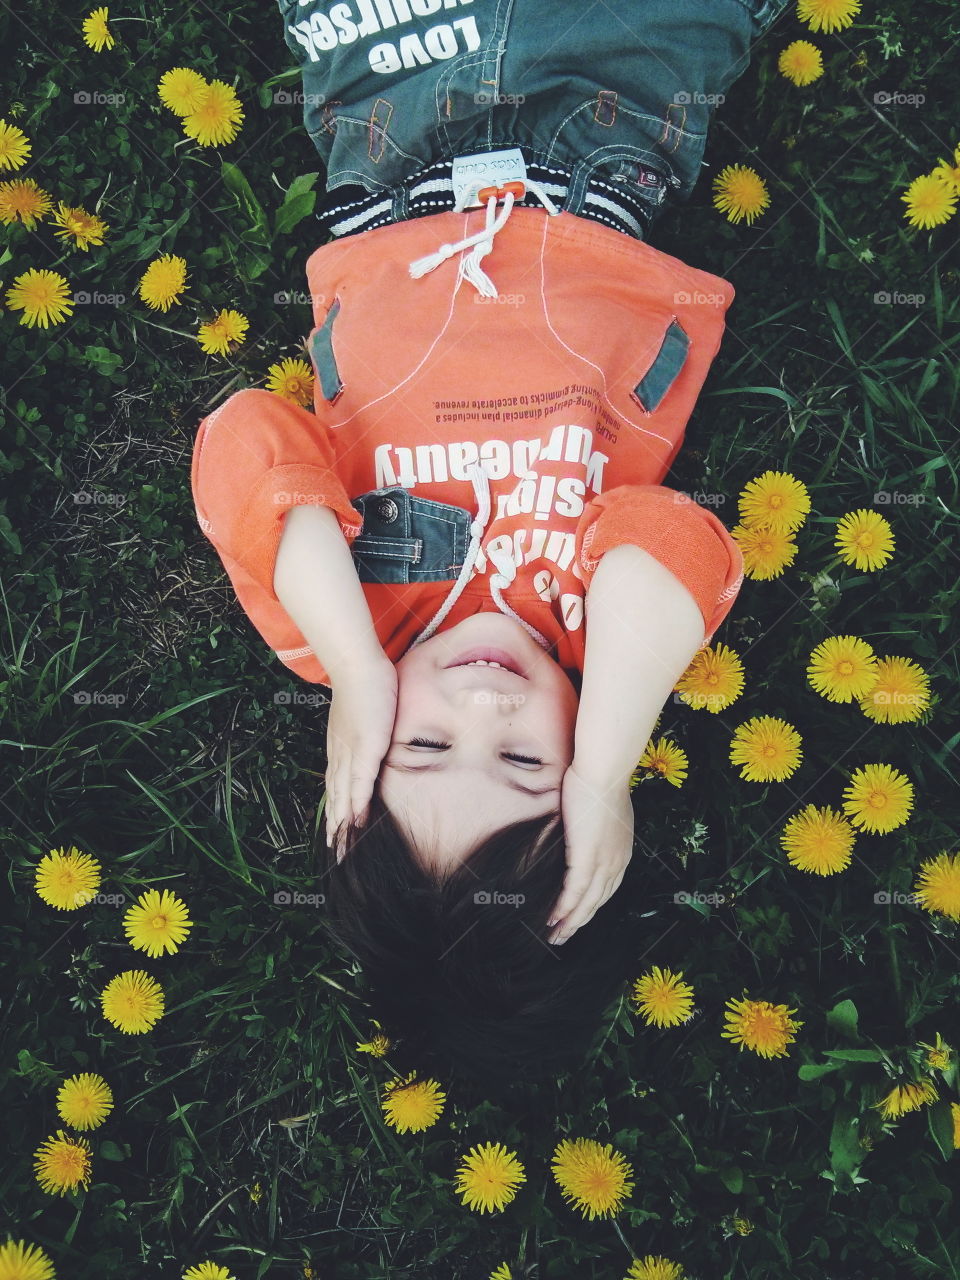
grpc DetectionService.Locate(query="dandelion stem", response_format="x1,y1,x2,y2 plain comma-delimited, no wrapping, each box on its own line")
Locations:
611,1218,634,1254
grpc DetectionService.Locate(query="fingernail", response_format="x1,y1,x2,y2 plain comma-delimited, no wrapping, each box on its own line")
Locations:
547,917,558,927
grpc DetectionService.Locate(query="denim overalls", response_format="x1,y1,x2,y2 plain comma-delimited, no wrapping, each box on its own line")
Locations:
277,0,790,586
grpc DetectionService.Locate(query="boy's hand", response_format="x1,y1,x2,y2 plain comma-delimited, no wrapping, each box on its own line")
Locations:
547,766,634,944
324,654,398,859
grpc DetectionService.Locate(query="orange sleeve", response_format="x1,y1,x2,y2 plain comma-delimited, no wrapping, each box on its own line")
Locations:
576,484,745,646
190,387,363,602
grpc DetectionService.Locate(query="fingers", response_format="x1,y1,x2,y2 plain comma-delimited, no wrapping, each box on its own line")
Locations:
548,865,629,945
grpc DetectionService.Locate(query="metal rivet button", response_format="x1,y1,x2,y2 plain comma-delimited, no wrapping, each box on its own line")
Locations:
376,497,399,523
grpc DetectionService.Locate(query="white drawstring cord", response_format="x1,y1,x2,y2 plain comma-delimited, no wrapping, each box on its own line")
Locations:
408,177,561,296
409,461,552,651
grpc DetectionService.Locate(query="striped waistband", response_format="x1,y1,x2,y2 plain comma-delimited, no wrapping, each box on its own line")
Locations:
314,155,667,243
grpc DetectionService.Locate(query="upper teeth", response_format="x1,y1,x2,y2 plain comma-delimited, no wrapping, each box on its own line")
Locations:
464,660,503,668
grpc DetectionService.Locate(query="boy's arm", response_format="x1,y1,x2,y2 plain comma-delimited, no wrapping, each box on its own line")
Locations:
573,542,705,785
272,503,385,685
547,544,705,944
273,504,398,849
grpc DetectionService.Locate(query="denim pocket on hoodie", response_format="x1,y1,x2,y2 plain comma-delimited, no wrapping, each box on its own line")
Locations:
349,486,473,585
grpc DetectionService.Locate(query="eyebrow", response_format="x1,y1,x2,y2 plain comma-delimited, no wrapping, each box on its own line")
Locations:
384,759,558,798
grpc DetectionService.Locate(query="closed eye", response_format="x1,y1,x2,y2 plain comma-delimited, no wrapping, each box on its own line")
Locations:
407,737,544,766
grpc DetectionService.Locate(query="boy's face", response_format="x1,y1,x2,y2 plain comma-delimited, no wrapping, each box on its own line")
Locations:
380,613,579,874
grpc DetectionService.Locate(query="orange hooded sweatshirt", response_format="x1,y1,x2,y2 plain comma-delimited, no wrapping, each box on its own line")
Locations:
191,205,744,686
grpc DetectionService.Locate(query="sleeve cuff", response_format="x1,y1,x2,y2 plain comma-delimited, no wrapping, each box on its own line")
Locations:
578,484,744,644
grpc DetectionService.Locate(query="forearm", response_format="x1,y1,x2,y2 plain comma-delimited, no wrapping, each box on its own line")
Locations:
574,543,706,787
272,503,386,685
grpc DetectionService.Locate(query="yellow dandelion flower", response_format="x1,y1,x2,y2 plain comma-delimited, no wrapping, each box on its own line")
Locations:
912,851,960,921
721,995,802,1059
182,1263,236,1280
33,1130,93,1196
729,715,802,783
806,635,879,702
841,762,913,834
873,1079,938,1120
248,1182,263,1205
931,145,960,194
158,68,210,117
625,1258,685,1280
732,1217,753,1235
918,1033,952,1072
834,508,894,570
5,268,74,328
266,357,315,407
34,845,102,910
0,177,54,228
674,642,745,713
182,81,244,148
381,1074,446,1133
901,172,958,230
49,202,109,251
551,1138,634,1220
631,966,695,1028
779,804,856,875
952,1102,960,1149
738,470,811,533
488,1266,512,1280
631,737,688,789
100,970,165,1034
857,656,931,724
56,1072,114,1130
123,888,193,957
712,164,770,225
778,40,824,86
138,254,189,312
356,1033,391,1057
454,1142,526,1214
731,523,798,580
82,7,115,52
797,0,860,33
0,1239,57,1280
198,308,249,356
0,119,32,170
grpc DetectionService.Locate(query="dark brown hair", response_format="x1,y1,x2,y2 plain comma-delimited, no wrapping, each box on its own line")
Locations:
315,787,638,1093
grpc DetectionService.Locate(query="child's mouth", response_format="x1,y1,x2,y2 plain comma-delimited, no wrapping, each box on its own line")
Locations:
443,647,528,679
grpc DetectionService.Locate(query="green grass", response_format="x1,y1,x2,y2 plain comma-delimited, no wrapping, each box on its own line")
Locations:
2,1,959,1277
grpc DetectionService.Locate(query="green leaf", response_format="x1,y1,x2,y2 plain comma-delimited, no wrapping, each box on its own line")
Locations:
926,1100,956,1161
829,1105,864,1186
798,1061,843,1080
99,1140,126,1161
719,1165,743,1194
274,190,317,237
825,998,860,1041
221,160,270,246
83,345,123,377
822,1049,885,1062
